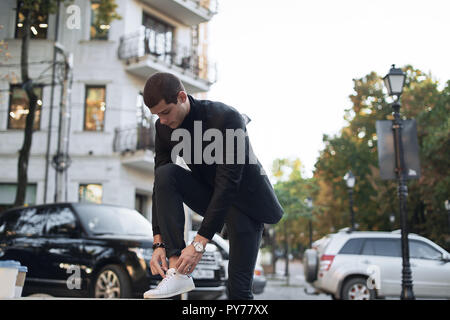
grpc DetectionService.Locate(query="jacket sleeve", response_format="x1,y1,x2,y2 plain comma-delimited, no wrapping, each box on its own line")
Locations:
197,111,248,240
151,121,172,236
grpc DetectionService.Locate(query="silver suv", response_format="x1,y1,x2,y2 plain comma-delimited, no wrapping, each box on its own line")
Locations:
303,228,450,300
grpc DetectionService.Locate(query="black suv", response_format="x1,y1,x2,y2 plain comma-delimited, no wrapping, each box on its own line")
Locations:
0,203,226,299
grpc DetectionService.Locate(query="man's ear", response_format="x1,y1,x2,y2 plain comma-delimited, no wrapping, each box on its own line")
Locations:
178,91,188,103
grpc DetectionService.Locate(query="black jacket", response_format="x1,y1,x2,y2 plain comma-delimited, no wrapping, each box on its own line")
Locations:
152,95,284,240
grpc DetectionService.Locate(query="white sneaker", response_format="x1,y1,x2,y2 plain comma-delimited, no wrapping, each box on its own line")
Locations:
143,268,195,299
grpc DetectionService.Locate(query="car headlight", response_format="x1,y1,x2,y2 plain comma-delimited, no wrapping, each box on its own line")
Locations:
129,247,153,261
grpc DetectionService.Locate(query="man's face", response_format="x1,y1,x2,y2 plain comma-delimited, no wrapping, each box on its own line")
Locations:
150,93,187,129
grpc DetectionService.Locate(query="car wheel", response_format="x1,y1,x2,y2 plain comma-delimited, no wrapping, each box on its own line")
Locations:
341,277,375,300
303,249,318,283
93,264,132,299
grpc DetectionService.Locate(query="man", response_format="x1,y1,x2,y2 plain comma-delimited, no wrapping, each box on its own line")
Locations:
143,72,283,299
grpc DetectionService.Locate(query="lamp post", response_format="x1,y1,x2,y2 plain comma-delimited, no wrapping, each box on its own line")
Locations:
445,200,450,232
52,44,73,203
383,64,415,300
283,220,289,279
344,170,356,231
305,197,313,248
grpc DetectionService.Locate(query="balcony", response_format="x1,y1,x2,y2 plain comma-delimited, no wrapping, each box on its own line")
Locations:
141,0,218,26
118,27,216,93
113,125,156,172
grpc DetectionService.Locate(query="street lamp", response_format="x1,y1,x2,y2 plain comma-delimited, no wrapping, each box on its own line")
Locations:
305,197,313,248
383,64,406,98
383,64,415,300
344,170,356,231
445,200,450,232
51,43,73,203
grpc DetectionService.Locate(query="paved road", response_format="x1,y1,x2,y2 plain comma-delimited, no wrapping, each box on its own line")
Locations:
254,259,330,300
219,259,331,300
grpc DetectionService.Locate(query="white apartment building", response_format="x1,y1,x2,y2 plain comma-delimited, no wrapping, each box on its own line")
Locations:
0,0,217,219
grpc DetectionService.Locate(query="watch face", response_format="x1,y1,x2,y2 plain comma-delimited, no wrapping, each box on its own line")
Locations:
194,242,203,252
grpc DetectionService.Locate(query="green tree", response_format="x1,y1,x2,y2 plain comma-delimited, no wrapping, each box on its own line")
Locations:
271,159,319,264
313,66,449,250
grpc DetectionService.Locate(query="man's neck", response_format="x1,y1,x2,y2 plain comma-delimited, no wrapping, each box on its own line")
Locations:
185,97,191,117
181,95,191,122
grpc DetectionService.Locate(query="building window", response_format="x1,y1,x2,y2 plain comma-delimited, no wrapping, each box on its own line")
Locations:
0,183,37,213
142,12,173,63
79,184,103,204
84,85,106,131
135,193,149,217
15,1,49,39
8,84,43,130
90,1,110,40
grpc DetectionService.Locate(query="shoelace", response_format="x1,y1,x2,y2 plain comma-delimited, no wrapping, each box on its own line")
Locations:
155,271,176,289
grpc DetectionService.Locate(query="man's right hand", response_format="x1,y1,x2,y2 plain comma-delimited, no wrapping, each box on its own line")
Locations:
150,247,168,278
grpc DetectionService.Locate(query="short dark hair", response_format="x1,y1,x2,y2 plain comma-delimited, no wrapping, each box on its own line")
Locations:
143,72,186,108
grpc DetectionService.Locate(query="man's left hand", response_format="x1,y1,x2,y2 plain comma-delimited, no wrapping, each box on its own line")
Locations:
176,235,209,275
175,244,203,275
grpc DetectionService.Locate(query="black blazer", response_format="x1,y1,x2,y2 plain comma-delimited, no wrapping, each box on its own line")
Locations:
152,95,284,240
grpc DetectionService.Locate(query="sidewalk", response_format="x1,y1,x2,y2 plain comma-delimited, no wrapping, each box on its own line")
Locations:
266,258,306,284
255,259,331,300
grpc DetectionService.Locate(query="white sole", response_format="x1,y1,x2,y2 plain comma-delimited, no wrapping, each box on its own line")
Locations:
143,284,195,299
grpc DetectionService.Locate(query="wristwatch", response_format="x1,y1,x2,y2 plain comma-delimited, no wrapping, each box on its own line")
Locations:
191,241,205,253
152,242,165,250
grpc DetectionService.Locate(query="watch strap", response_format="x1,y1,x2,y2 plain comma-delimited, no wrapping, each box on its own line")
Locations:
152,242,165,250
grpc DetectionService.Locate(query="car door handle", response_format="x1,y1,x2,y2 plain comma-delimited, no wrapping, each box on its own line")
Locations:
361,260,371,265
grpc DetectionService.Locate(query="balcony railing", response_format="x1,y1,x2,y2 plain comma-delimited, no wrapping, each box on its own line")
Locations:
113,125,155,154
118,27,216,85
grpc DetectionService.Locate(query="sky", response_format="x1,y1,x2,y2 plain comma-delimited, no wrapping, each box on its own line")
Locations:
206,0,450,179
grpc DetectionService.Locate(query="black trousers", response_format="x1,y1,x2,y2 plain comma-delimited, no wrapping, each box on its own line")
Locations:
154,163,263,300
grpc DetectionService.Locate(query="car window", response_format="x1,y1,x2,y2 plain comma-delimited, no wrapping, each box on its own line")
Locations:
361,238,401,257
75,204,153,237
339,238,364,254
409,240,442,260
361,239,376,255
44,206,78,236
0,207,47,237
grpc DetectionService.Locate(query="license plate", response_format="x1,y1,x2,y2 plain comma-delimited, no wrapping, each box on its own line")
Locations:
191,269,215,279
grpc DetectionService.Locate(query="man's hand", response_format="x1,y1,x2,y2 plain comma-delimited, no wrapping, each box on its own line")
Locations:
176,234,209,274
150,247,168,278
175,245,203,275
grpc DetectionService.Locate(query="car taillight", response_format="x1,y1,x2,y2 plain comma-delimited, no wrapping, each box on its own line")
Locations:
254,269,262,276
319,255,335,272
